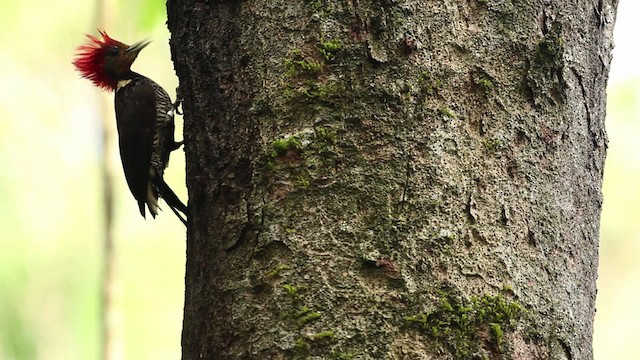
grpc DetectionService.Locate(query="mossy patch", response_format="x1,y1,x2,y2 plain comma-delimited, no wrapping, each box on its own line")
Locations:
267,263,291,278
293,330,338,358
262,127,341,195
285,79,346,102
294,175,311,188
294,337,311,352
474,74,494,92
296,306,321,326
310,330,336,341
438,107,455,118
330,352,355,360
320,39,342,61
285,57,324,77
418,71,443,96
263,136,304,171
283,283,308,298
482,138,504,153
282,42,346,104
272,136,302,156
405,293,525,358
315,127,337,144
489,322,504,350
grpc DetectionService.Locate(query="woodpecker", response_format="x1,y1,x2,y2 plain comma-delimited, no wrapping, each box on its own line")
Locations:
73,30,187,225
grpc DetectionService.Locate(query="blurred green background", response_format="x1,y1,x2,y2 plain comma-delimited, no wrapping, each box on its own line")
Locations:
0,1,185,359
0,1,635,359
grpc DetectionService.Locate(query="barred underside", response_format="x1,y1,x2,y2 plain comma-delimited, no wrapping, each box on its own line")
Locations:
149,79,175,178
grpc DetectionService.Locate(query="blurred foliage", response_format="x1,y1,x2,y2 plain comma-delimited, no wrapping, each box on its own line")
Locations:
0,1,184,360
1,273,37,360
593,78,640,360
126,0,167,33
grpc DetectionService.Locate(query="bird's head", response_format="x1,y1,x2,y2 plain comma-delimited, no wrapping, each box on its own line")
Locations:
73,30,150,91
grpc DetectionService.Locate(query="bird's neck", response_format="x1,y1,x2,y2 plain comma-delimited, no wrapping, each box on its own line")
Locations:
113,71,142,91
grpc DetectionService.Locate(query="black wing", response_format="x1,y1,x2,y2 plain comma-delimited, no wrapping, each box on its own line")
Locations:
114,78,156,217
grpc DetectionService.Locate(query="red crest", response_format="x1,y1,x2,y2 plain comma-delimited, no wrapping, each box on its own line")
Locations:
73,30,125,91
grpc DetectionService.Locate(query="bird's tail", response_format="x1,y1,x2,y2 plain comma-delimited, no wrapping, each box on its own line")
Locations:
155,177,188,226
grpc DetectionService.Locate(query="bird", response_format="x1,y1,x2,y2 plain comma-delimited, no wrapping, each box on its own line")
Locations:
73,30,187,225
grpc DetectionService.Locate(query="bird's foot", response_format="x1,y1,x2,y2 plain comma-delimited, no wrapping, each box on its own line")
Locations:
172,98,183,115
171,141,184,151
173,86,183,115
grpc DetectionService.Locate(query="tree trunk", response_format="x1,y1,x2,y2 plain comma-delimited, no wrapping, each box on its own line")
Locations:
167,0,616,359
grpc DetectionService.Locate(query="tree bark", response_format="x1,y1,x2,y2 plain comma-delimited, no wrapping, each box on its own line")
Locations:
167,0,616,359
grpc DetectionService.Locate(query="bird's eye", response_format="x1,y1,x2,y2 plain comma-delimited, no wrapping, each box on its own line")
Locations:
107,47,119,56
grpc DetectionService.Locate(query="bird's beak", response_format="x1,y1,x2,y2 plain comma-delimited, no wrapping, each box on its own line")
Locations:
125,39,151,55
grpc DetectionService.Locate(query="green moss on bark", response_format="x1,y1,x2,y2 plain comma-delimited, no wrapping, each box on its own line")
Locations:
405,293,525,358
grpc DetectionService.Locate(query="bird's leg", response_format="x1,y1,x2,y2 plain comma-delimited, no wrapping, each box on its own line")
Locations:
173,99,183,115
173,86,183,115
170,86,184,151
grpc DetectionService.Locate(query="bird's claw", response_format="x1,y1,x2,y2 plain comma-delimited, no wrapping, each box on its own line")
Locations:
172,98,183,115
171,141,184,151
173,86,183,115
